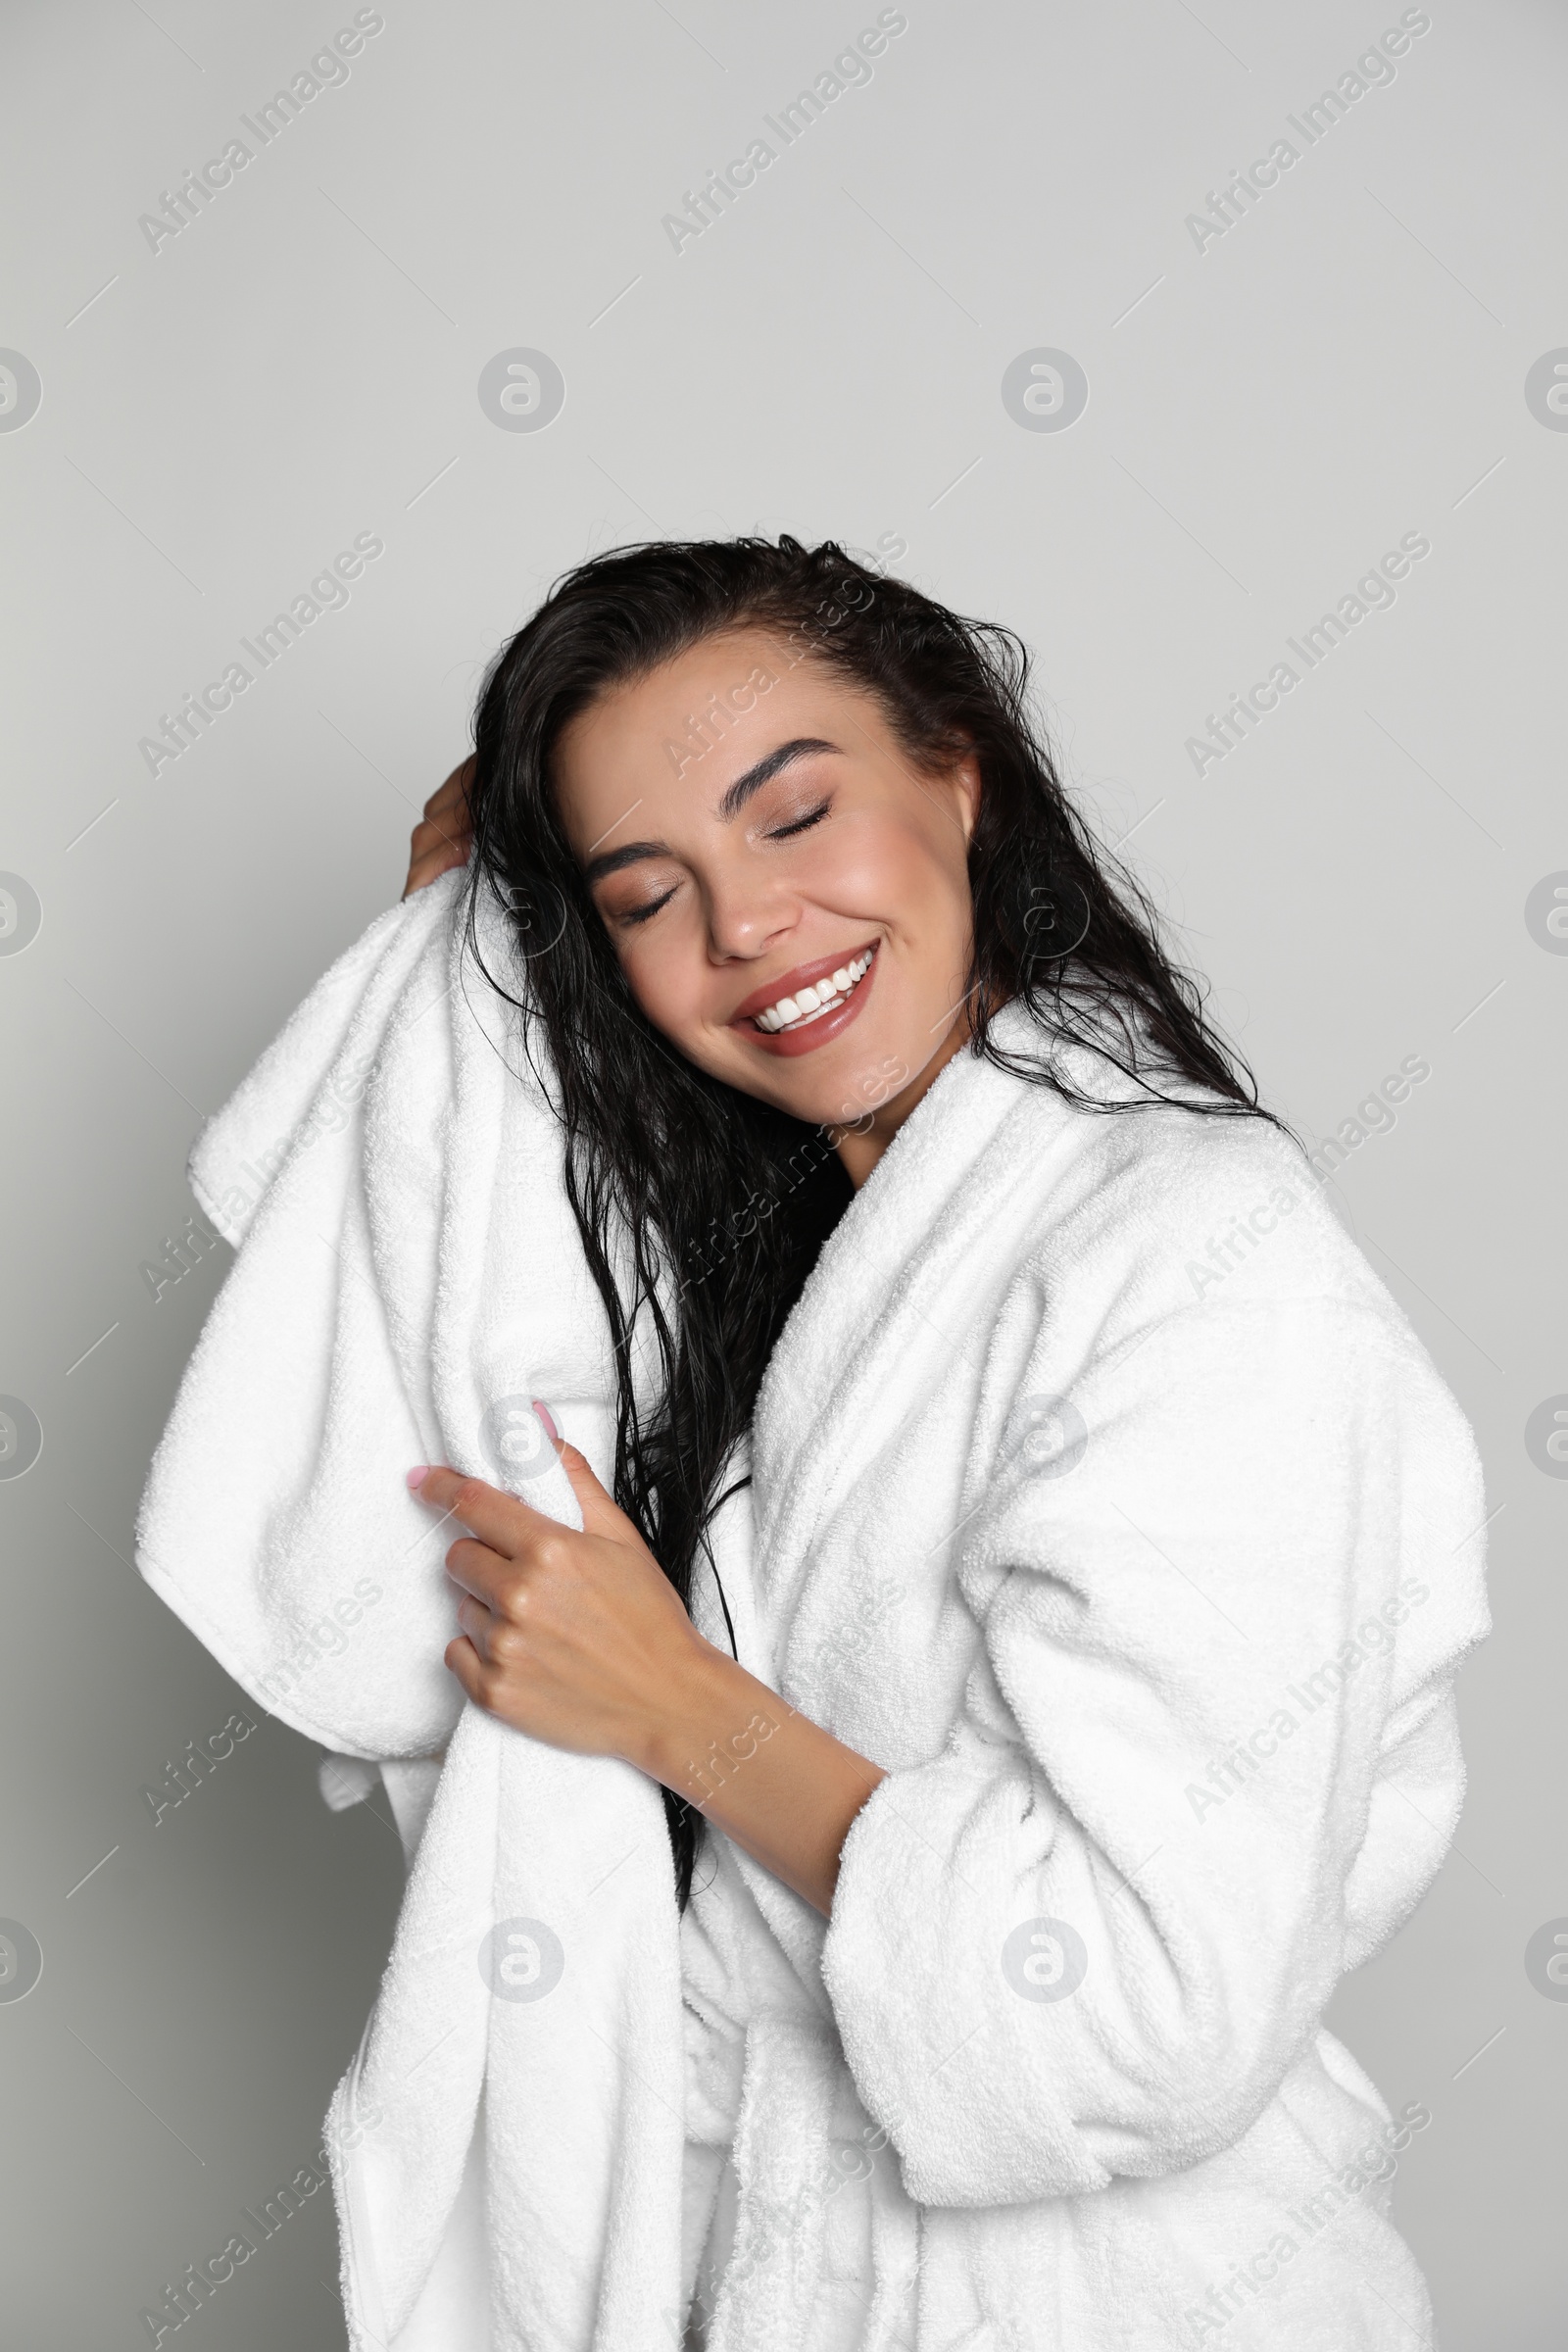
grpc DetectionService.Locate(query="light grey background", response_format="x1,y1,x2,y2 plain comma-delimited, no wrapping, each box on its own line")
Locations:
1,0,1562,2342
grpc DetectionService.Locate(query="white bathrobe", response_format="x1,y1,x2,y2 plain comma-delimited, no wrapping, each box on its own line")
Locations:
138,874,1490,2352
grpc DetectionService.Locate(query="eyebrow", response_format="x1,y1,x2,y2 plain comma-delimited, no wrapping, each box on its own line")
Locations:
581,737,840,885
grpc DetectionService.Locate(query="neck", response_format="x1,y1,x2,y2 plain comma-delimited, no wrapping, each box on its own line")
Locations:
830,1005,977,1189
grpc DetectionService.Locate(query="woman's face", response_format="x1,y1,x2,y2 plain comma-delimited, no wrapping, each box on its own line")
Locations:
552,625,981,1177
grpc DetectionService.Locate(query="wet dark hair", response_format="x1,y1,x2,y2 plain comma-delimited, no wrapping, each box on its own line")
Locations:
463,535,1287,1905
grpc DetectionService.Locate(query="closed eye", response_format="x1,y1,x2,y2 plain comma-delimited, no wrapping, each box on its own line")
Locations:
767,799,831,841
616,887,678,928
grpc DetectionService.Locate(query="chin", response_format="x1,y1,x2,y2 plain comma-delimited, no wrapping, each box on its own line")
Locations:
784,1028,916,1123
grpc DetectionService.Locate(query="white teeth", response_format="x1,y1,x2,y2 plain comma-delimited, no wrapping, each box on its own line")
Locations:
754,948,874,1033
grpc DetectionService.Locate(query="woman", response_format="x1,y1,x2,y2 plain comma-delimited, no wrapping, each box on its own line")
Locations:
388,535,1485,2348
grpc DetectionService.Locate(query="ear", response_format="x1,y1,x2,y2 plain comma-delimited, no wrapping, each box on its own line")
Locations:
952,748,983,848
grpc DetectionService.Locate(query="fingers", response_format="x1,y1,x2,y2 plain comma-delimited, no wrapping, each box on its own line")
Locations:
453,1587,522,1661
403,756,476,898
444,1632,483,1702
549,1439,625,1539
418,759,475,849
413,1464,525,1550
403,832,469,898
444,1534,514,1607
411,1463,564,1560
426,755,475,823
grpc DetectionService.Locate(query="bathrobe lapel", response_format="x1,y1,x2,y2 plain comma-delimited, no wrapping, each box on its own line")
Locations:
750,1012,1063,1634
706,1017,1073,2352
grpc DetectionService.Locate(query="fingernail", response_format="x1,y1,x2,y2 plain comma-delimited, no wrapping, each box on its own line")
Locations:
406,1465,430,1490
529,1399,561,1445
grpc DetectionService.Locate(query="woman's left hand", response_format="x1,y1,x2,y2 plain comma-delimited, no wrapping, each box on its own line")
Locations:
410,1442,717,1769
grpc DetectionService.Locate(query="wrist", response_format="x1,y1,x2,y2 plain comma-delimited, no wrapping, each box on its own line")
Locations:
630,1638,780,1804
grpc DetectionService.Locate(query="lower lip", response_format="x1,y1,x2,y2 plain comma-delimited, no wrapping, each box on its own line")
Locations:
738,945,880,1058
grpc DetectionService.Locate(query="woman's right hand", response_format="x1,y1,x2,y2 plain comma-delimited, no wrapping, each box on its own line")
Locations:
403,757,475,898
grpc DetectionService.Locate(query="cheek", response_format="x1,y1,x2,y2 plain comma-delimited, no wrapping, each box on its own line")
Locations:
614,923,707,1046
798,806,956,922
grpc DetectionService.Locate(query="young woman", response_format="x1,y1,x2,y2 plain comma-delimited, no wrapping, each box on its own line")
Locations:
392,535,1487,2349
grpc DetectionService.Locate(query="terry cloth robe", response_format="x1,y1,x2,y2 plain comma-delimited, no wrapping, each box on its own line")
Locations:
137,875,1491,2352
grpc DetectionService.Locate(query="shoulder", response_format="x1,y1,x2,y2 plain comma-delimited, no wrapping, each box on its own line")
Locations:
977,1013,1428,1375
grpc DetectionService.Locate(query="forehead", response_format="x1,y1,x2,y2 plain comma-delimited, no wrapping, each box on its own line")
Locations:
555,626,879,789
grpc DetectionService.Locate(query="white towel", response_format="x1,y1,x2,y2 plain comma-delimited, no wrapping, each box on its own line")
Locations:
136,872,701,2351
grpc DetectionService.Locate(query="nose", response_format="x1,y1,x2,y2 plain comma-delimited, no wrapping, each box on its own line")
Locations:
702,863,798,965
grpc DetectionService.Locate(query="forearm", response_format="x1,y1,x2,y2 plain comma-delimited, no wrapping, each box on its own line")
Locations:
634,1641,885,1917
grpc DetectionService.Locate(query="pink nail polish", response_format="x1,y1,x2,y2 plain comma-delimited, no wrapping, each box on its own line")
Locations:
530,1399,561,1445
406,1465,430,1490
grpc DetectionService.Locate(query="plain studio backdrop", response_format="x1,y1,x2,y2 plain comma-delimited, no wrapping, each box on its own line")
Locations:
0,0,1562,2343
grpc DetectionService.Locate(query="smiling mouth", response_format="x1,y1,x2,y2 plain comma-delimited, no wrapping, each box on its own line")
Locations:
750,946,877,1034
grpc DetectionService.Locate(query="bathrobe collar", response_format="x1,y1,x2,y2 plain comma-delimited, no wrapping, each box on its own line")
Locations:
751,1000,1068,1584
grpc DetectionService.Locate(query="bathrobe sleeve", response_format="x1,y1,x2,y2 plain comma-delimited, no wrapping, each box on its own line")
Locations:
819,1277,1490,2209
